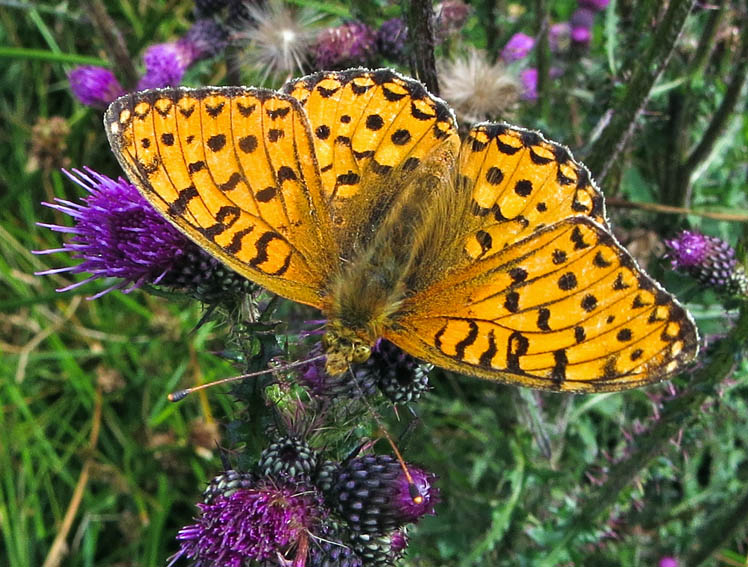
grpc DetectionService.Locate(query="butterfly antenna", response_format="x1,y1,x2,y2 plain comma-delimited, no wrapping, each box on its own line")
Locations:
348,363,424,505
168,354,326,402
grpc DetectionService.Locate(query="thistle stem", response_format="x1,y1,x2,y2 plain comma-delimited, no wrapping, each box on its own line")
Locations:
407,0,440,94
584,0,696,183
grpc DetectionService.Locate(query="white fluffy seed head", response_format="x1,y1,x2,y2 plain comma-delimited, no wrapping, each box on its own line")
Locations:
438,48,521,125
233,0,321,85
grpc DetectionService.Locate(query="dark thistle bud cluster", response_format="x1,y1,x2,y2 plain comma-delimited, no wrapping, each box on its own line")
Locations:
327,454,439,535
364,340,431,404
201,469,256,504
258,436,319,479
174,435,438,567
665,230,748,296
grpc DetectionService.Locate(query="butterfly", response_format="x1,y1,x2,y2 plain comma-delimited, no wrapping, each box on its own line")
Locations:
104,68,698,393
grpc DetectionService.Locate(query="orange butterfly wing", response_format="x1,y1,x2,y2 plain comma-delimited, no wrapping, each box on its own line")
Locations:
105,87,337,308
384,124,699,392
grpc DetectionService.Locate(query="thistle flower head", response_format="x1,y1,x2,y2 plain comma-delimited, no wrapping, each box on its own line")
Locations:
438,48,521,124
330,454,439,534
175,479,324,566
377,17,408,60
549,22,571,52
181,18,230,60
68,66,124,108
366,339,431,404
314,21,377,70
664,230,748,295
501,32,535,62
570,8,596,46
234,0,319,85
665,230,710,268
658,558,679,567
35,168,198,298
137,42,195,90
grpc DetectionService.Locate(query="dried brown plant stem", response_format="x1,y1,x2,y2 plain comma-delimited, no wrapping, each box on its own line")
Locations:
585,0,696,184
541,306,748,565
83,0,138,86
42,387,103,567
407,0,440,95
606,197,748,222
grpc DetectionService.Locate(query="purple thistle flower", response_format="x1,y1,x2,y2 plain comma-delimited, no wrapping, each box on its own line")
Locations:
520,67,538,100
665,230,709,268
68,66,124,108
330,454,439,534
571,8,596,31
137,42,196,90
314,21,377,70
501,32,535,62
664,230,748,294
571,25,592,46
579,0,610,11
658,557,679,567
34,167,197,298
174,479,324,566
377,17,408,60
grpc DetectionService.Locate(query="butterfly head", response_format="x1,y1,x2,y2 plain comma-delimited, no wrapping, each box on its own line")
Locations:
322,321,373,376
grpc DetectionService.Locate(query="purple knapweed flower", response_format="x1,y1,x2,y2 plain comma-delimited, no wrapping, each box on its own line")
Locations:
329,454,439,534
579,0,610,11
520,67,538,100
314,21,376,69
174,480,323,566
664,230,748,294
501,32,535,62
658,557,679,567
68,66,124,108
35,167,196,298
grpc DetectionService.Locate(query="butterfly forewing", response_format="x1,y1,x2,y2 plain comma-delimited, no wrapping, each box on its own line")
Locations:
458,123,607,264
105,87,336,308
283,69,460,257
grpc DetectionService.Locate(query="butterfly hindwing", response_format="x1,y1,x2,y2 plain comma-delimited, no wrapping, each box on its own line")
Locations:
105,87,337,308
387,217,698,392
